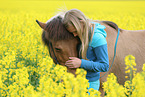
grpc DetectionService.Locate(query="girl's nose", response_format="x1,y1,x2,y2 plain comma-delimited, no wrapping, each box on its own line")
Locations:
73,32,78,37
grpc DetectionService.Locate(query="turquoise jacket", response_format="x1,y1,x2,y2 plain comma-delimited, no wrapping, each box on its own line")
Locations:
80,22,109,82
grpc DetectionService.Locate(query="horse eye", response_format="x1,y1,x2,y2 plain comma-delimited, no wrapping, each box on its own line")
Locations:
55,48,61,52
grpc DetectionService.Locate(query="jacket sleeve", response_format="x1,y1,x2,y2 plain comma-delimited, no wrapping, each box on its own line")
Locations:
80,44,109,72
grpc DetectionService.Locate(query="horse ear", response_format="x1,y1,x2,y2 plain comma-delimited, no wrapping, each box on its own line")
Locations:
36,20,46,29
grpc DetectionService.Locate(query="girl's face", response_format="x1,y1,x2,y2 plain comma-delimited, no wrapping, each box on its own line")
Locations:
66,22,84,37
67,25,78,37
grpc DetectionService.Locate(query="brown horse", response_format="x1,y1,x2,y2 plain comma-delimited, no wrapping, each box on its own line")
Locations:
36,16,145,95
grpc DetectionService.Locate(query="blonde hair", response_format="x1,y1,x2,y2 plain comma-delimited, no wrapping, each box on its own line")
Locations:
63,9,95,59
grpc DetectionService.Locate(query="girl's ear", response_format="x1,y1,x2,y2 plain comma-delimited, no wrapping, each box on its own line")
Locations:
36,20,46,29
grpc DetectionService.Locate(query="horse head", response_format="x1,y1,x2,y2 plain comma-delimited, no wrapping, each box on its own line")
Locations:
36,16,81,74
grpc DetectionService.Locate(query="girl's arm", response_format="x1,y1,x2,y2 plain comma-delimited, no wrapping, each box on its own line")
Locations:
80,44,109,72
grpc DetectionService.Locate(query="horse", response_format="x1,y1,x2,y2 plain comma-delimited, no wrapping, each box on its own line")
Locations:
36,16,145,95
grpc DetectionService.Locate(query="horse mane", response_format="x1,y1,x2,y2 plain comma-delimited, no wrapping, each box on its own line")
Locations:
101,21,120,31
94,20,122,32
42,16,74,44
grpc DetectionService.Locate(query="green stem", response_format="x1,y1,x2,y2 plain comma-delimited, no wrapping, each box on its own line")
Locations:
129,56,133,97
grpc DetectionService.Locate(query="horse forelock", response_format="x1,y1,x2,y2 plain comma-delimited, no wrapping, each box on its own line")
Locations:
43,16,74,42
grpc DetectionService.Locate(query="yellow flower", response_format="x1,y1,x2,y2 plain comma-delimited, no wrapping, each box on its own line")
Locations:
142,63,145,71
1,1,145,96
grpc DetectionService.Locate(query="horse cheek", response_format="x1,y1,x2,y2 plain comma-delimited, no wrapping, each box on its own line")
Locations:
57,52,66,65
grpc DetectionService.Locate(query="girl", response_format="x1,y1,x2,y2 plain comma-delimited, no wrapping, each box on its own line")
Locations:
63,9,109,91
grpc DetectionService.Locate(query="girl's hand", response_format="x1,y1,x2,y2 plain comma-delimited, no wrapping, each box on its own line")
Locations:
65,57,81,68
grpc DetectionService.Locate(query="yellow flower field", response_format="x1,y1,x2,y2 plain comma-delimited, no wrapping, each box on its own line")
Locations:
0,0,145,97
